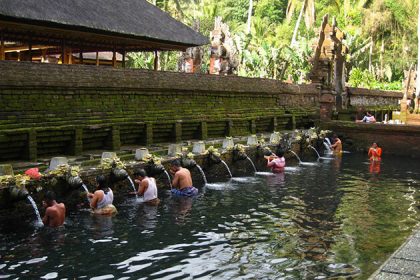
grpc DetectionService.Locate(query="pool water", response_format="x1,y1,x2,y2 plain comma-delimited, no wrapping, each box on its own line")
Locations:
0,153,419,279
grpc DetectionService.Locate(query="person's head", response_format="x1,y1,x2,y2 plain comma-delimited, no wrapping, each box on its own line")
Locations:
366,112,372,116
170,159,181,173
43,191,56,206
332,133,338,139
275,149,285,158
372,142,379,148
96,175,107,190
133,169,147,179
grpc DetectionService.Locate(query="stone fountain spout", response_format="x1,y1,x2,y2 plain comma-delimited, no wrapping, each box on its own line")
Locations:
8,185,29,201
181,157,197,169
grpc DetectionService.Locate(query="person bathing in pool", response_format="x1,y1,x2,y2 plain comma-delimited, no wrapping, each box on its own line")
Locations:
265,150,286,173
169,159,198,197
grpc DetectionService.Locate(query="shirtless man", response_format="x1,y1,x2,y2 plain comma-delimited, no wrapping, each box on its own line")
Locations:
170,160,198,197
331,134,342,154
42,191,65,227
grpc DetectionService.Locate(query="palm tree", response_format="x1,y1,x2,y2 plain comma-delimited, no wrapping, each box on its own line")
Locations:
286,0,315,46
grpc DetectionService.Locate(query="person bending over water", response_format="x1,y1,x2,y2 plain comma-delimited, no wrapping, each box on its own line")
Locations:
42,191,66,227
266,150,286,173
368,142,382,162
170,159,198,197
331,134,342,155
88,175,117,215
132,169,160,206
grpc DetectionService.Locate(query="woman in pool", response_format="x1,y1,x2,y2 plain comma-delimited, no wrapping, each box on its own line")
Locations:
368,142,382,162
266,150,286,173
88,175,117,215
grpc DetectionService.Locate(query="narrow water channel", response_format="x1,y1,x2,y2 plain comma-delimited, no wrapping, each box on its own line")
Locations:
0,153,419,279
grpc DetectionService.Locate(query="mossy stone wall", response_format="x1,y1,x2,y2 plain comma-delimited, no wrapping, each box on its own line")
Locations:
0,61,320,161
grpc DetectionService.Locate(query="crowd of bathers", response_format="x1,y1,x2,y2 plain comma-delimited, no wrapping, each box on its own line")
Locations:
41,139,382,227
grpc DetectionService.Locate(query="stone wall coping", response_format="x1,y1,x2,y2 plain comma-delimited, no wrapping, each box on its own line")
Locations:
0,61,319,96
348,87,402,98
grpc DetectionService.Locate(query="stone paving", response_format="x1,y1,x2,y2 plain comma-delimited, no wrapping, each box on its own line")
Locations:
370,226,420,279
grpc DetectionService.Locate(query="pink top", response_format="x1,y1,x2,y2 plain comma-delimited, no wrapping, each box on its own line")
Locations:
267,157,286,173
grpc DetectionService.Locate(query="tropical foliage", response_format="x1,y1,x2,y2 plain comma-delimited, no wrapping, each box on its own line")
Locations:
128,0,416,89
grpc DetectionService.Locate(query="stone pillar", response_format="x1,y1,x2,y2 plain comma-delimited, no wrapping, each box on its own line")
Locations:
250,119,256,134
111,125,121,151
73,127,83,155
272,117,278,132
291,114,296,130
27,129,37,161
174,121,182,143
200,121,208,140
145,123,153,145
319,87,335,121
226,120,233,137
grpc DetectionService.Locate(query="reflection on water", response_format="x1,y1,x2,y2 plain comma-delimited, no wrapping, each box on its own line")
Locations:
0,153,419,279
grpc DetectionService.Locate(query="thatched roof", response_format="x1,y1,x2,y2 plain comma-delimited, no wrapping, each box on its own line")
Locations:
0,0,208,50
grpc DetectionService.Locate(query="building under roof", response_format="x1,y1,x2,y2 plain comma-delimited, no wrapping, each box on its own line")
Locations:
0,0,208,66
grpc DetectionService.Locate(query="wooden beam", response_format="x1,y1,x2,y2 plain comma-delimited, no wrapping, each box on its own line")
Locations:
96,51,99,66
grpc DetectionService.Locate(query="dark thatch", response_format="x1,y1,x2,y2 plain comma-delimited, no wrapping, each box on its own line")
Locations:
0,0,209,48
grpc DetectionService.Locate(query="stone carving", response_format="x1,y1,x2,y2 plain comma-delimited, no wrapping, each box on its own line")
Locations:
178,20,204,73
309,15,348,116
209,17,239,75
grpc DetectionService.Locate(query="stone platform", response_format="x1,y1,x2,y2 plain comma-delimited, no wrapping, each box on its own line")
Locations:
369,225,420,279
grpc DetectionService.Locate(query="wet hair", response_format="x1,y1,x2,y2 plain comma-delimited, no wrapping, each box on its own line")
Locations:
133,169,147,178
96,175,109,193
276,150,285,158
44,191,56,202
171,159,181,167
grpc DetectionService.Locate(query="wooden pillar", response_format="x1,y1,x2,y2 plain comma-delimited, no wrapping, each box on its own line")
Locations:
61,40,65,64
28,40,32,62
96,51,99,66
122,48,126,68
41,49,47,63
67,47,72,64
79,44,83,64
154,51,159,71
112,45,116,68
0,30,5,60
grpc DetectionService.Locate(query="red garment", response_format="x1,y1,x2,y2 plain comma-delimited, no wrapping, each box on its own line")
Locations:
368,147,382,161
25,168,42,180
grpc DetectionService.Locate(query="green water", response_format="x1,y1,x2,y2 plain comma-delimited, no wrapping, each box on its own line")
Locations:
0,153,419,279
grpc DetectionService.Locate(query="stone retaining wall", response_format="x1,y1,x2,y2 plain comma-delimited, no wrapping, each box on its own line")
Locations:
0,61,319,161
323,121,420,157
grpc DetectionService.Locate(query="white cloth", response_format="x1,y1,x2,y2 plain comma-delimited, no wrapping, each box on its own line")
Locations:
143,178,158,202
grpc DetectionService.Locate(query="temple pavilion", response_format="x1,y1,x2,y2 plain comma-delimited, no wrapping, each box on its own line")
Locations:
0,0,208,67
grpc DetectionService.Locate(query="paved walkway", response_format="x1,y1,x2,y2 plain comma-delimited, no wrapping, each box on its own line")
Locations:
369,226,420,279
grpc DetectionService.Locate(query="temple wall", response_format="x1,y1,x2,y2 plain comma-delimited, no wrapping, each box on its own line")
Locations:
323,121,420,157
336,87,401,121
0,61,319,161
